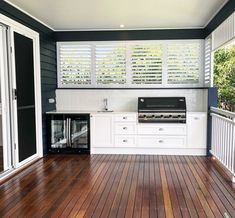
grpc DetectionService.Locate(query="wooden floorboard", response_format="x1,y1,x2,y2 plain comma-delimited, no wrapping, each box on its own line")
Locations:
0,154,234,218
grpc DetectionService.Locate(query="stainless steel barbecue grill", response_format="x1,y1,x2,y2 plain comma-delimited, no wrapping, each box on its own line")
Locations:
138,97,186,123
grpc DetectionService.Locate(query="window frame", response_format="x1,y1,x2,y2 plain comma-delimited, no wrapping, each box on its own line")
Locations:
57,40,205,88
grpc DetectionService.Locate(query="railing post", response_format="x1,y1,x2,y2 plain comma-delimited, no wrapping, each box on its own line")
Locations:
207,88,218,156
233,117,235,183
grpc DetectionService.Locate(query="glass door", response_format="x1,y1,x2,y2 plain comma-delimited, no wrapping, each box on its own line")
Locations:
70,114,90,151
0,15,43,176
50,114,68,150
0,24,13,175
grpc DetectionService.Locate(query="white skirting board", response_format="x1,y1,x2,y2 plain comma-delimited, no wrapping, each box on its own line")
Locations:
91,148,207,156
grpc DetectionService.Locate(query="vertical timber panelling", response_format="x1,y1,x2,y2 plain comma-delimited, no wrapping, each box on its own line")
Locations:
0,1,56,154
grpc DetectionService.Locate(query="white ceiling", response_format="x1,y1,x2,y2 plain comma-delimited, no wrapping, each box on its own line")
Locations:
5,0,228,31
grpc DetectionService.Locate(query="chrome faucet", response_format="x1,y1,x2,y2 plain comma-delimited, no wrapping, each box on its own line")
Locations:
104,98,108,111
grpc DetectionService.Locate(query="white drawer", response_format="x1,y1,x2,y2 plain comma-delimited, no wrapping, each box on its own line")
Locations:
137,124,186,135
115,136,136,147
115,123,136,134
137,136,186,148
114,114,137,122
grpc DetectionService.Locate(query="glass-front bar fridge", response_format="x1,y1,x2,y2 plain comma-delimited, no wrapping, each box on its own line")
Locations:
48,114,90,153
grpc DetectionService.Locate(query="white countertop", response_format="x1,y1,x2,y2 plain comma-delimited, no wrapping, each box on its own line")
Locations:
46,110,206,115
46,110,138,114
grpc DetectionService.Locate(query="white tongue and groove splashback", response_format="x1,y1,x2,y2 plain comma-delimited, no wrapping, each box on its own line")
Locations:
56,89,208,112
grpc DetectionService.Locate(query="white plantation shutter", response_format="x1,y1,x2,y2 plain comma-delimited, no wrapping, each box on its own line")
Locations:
167,42,200,84
57,40,203,88
204,36,212,87
130,44,163,84
95,44,126,85
57,43,92,87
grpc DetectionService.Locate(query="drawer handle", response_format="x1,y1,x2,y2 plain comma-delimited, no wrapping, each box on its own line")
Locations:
194,117,199,120
123,139,128,143
159,128,164,131
158,140,164,143
123,116,127,120
123,127,128,130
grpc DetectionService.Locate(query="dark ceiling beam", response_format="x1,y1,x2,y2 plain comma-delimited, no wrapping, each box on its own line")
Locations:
54,29,205,41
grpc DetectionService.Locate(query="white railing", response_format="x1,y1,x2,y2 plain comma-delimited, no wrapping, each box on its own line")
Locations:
210,107,235,183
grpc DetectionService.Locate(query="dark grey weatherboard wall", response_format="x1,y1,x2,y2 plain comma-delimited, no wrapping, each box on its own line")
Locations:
0,1,57,154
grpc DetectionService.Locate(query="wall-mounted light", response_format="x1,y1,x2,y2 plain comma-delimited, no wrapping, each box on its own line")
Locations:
120,24,125,28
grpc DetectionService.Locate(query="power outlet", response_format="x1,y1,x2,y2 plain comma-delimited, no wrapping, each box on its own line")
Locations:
48,98,55,104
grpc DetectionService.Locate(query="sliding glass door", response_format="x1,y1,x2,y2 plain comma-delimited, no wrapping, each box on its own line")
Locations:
0,14,43,177
0,24,13,174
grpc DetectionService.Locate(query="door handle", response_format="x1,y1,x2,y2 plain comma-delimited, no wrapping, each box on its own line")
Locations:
67,118,71,147
13,88,17,100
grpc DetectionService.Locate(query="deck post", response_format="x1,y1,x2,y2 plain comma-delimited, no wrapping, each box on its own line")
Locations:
233,117,235,183
207,88,218,156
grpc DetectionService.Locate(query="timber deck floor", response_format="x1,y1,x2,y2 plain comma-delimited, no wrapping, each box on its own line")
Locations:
0,154,234,218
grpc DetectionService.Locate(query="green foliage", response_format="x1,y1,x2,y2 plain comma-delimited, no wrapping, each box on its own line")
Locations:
214,45,235,112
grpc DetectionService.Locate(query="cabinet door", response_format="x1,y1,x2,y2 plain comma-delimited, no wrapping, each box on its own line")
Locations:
50,115,68,149
187,113,207,148
115,136,136,147
91,115,113,147
137,136,186,148
114,123,136,135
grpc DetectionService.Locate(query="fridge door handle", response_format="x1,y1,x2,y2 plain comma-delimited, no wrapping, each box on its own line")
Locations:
66,118,68,146
67,118,71,147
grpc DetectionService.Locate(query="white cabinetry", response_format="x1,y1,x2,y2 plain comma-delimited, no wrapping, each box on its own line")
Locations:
91,114,113,147
113,114,137,148
137,124,186,148
114,123,136,135
187,112,207,148
114,135,136,147
91,112,207,155
138,136,186,148
137,124,186,135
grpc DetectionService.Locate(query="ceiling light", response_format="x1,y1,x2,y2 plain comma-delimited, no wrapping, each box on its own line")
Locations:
120,24,125,28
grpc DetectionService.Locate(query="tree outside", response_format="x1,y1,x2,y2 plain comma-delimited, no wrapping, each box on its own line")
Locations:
213,43,235,112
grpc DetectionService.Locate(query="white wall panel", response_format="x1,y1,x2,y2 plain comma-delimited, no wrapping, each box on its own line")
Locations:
213,12,235,50
56,89,208,112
